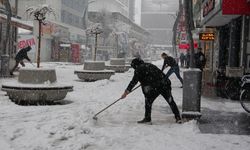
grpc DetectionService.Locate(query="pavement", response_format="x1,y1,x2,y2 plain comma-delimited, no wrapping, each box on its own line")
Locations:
198,106,250,135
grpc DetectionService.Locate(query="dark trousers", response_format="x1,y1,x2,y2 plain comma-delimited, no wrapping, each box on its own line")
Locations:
165,66,183,84
10,60,25,73
142,85,180,120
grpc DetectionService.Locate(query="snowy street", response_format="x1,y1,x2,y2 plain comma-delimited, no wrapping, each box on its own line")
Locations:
0,61,250,150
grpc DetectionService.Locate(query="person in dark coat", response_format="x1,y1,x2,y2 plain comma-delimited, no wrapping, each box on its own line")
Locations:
179,53,185,68
185,51,190,68
121,58,182,124
10,46,32,75
194,47,206,71
161,53,183,86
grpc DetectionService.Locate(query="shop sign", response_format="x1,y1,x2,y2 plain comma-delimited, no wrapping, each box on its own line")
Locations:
222,0,250,15
203,0,215,17
18,38,36,49
199,33,215,41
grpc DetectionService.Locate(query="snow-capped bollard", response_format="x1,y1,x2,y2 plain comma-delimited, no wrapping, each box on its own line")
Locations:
110,58,125,66
84,61,105,70
182,69,202,119
18,68,57,84
75,61,115,81
105,58,130,73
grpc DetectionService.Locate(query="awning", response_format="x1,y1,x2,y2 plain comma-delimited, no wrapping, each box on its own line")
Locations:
0,14,33,31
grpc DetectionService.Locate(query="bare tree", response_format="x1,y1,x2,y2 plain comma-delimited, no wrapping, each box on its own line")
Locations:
26,5,55,68
86,23,103,61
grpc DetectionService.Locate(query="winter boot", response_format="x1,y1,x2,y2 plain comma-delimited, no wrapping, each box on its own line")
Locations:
175,116,182,124
137,118,152,124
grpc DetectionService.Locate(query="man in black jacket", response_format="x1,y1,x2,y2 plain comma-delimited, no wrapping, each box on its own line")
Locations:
194,47,206,71
121,58,181,124
161,53,183,86
10,46,32,75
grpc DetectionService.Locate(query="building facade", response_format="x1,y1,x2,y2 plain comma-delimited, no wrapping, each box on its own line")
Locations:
88,0,129,18
141,0,179,51
88,0,149,59
193,0,250,98
17,0,88,62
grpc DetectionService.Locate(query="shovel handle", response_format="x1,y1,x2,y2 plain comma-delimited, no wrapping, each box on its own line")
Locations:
93,84,141,119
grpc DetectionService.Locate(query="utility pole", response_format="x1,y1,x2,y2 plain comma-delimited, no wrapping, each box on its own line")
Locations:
184,0,195,68
1,0,12,77
182,0,202,119
172,0,183,58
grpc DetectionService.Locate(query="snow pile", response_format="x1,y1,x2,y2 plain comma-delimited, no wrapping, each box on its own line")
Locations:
0,62,249,150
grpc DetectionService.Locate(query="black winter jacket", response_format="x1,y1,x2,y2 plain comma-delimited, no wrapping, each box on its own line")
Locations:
126,63,171,92
161,56,177,71
15,47,31,62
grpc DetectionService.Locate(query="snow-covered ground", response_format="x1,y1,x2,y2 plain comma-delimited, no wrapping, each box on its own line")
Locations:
0,61,249,150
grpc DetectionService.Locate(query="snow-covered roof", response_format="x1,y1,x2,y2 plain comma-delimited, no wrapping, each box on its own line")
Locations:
0,14,33,31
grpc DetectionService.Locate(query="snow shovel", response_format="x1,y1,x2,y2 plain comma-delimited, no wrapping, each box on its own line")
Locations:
93,84,141,120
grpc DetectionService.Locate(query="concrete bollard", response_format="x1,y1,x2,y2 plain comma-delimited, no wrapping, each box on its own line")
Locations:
182,69,202,119
110,58,125,66
84,61,105,70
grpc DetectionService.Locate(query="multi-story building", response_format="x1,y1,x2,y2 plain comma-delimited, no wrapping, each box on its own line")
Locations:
129,0,135,22
88,0,150,59
88,0,129,18
17,0,88,62
141,0,179,52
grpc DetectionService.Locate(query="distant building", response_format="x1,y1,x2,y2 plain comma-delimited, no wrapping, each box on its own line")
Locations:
129,0,135,22
17,0,88,62
88,0,150,59
88,0,129,18
141,0,179,51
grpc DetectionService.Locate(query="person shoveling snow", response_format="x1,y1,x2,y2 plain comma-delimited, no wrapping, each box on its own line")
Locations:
121,58,182,124
10,46,33,75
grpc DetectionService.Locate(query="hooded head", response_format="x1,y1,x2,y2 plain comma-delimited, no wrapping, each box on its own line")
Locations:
131,58,144,69
26,46,32,52
161,52,168,59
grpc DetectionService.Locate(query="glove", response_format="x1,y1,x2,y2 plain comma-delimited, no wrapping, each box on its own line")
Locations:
121,90,129,99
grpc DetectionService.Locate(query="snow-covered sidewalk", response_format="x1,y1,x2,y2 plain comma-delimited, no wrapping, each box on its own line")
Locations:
0,61,249,150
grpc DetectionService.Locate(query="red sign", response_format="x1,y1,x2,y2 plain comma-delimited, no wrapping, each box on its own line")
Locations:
179,42,198,49
18,38,36,49
71,43,80,63
222,0,250,15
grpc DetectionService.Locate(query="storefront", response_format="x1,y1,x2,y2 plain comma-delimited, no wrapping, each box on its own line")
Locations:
198,0,250,98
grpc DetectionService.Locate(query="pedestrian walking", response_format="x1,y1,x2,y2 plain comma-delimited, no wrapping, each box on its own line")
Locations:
121,58,182,124
10,46,32,75
185,51,190,68
180,53,185,67
161,53,183,86
194,47,206,71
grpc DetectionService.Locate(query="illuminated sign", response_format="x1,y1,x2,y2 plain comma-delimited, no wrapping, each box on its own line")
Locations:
199,33,215,41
